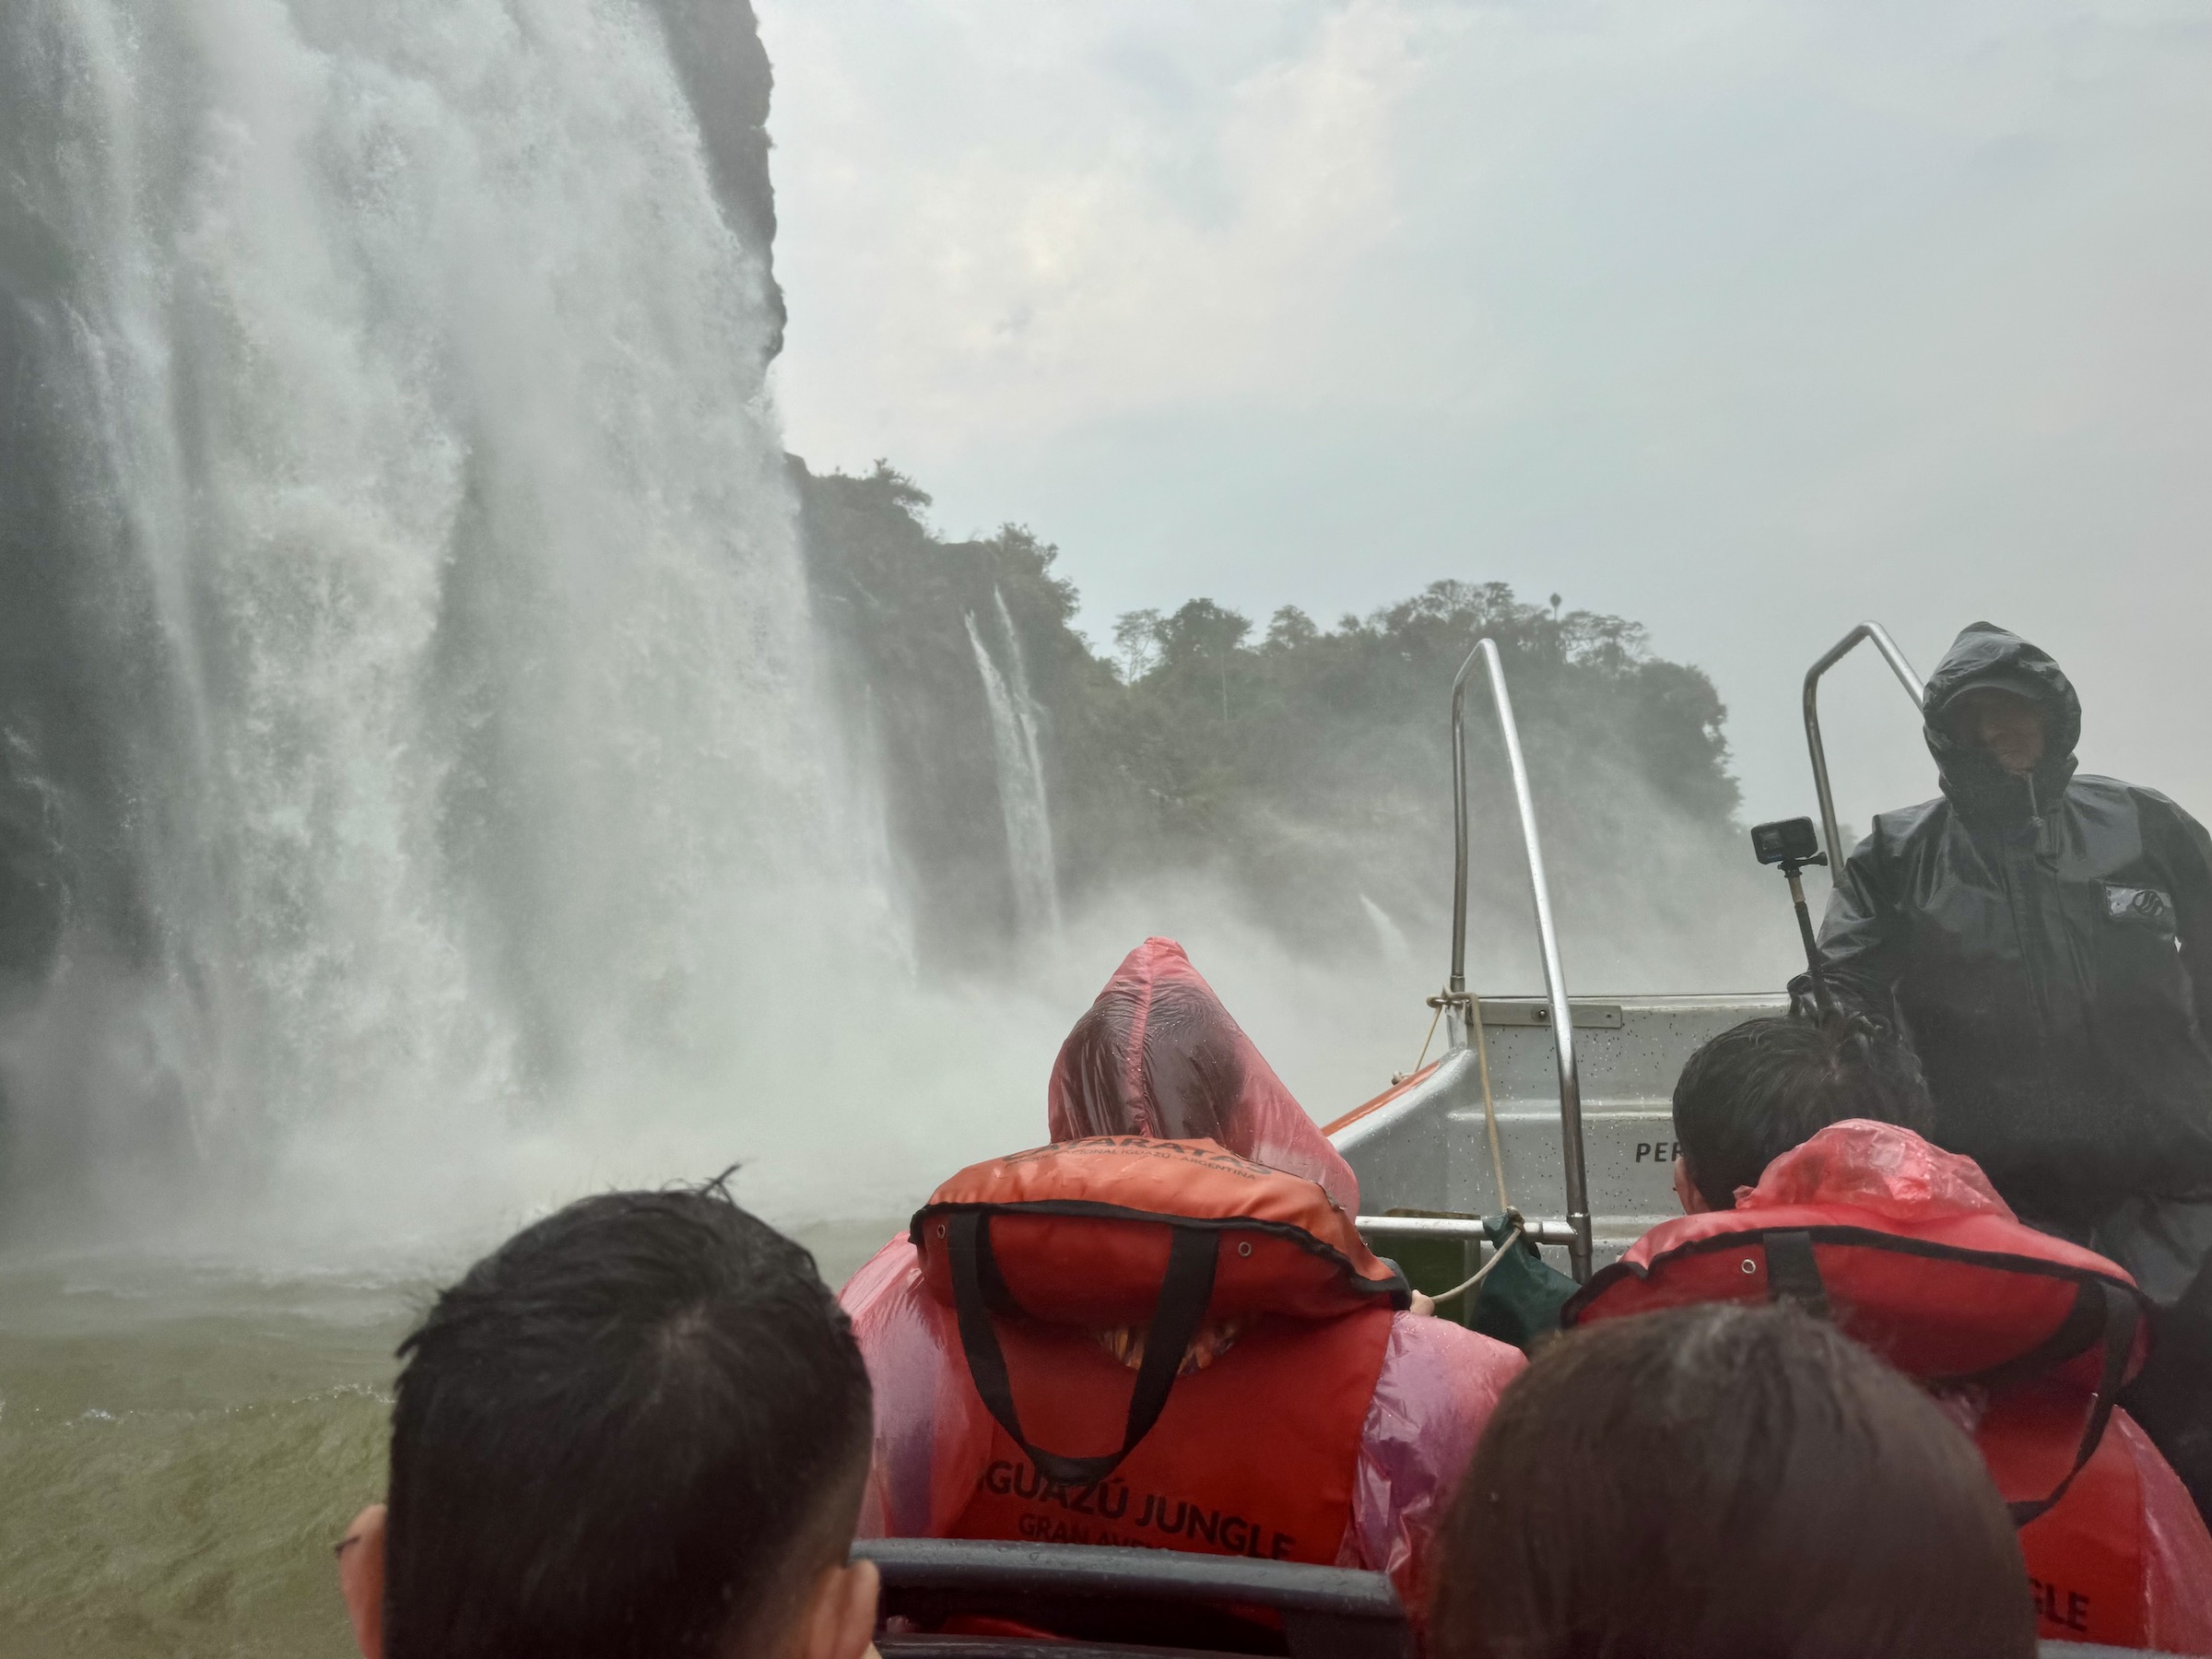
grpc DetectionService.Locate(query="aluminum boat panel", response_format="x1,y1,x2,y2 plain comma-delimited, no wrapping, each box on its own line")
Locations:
1333,994,1787,1271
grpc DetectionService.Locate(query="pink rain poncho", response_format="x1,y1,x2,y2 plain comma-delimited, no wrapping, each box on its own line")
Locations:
841,937,1524,1606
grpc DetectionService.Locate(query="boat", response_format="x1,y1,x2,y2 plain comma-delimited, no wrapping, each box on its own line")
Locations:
857,623,2136,1658
1330,624,1925,1284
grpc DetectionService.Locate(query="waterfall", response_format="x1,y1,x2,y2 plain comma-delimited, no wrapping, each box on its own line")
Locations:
965,595,1061,934
0,0,874,1232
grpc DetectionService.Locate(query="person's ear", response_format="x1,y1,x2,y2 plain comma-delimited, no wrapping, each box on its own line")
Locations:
1672,1157,1710,1215
335,1503,386,1659
793,1556,879,1659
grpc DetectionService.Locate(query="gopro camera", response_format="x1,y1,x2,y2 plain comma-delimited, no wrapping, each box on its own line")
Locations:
1751,817,1822,867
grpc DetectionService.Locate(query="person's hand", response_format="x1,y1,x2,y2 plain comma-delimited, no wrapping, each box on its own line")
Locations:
1409,1290,1437,1318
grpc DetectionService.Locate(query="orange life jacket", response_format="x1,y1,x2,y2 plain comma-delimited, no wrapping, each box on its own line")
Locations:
1568,1182,2164,1647
910,1135,1407,1566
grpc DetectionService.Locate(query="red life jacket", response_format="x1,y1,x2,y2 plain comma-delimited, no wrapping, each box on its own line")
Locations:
911,1135,1407,1566
1983,1383,2161,1647
1567,1123,2175,1648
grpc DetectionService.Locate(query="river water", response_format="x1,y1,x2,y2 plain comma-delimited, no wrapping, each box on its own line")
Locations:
0,1225,892,1657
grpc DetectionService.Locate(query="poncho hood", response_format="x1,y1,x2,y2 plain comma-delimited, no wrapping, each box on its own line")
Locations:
1048,936,1359,1215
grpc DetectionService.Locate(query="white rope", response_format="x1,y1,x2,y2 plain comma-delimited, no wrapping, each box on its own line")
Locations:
1395,995,1446,1087
1427,1220,1526,1306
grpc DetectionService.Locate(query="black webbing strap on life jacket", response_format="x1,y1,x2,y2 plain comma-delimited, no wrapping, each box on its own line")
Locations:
1763,1230,1830,1318
1961,1277,2110,1394
946,1209,1218,1488
2001,1281,2138,1528
1758,1233,2138,1529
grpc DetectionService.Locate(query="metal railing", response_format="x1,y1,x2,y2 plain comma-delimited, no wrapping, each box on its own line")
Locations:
1355,1214,1583,1247
1803,623,1925,877
1447,639,1592,1283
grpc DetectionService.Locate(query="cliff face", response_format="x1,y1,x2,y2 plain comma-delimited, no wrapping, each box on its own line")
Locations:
0,217,148,1010
1,297,51,978
3,26,66,993
641,0,784,350
796,460,1134,966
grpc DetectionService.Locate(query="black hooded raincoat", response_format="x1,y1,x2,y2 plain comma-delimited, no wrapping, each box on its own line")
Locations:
1818,623,2212,1227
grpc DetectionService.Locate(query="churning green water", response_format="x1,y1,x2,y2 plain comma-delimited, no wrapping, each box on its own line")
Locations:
0,1264,405,1658
0,1226,892,1657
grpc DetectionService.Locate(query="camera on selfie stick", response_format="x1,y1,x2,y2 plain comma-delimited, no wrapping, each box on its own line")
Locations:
1751,817,1836,1020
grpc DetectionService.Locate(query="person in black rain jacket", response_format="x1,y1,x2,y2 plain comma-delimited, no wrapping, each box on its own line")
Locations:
1818,620,2212,1517
1820,620,2212,1241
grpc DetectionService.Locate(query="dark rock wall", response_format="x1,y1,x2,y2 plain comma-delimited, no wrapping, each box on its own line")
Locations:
641,0,785,350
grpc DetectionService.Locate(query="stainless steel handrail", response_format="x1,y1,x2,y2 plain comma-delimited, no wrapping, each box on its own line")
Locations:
1448,639,1592,1283
1803,623,1925,880
1356,1214,1583,1247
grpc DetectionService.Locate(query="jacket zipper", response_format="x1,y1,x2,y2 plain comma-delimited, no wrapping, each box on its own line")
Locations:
2011,771,2054,1035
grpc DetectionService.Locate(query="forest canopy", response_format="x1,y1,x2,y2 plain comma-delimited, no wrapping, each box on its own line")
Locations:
795,459,1759,982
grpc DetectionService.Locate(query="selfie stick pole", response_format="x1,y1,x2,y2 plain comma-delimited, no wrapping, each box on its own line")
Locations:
1778,850,1835,1019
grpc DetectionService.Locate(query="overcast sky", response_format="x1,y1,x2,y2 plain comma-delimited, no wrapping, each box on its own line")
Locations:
755,0,2211,832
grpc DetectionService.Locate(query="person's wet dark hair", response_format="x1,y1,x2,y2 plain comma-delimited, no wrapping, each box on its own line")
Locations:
1427,1302,2034,1659
1673,1015,1935,1209
382,1183,873,1659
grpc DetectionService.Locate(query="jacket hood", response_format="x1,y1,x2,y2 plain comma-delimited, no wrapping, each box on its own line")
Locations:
1048,936,1360,1214
1735,1119,2015,1224
1922,622,2080,819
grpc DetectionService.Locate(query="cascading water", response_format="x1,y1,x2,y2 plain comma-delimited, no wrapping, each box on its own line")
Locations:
964,593,1061,935
0,0,899,1242
0,11,1478,1643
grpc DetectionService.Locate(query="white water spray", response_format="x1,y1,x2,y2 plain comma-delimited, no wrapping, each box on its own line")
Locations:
0,0,1468,1261
0,0,927,1241
965,593,1061,934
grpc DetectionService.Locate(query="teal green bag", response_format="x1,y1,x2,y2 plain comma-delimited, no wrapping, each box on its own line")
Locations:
1375,1211,1576,1355
1464,1214,1577,1353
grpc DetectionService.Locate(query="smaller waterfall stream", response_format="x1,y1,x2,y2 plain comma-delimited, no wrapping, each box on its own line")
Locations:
965,594,1061,934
